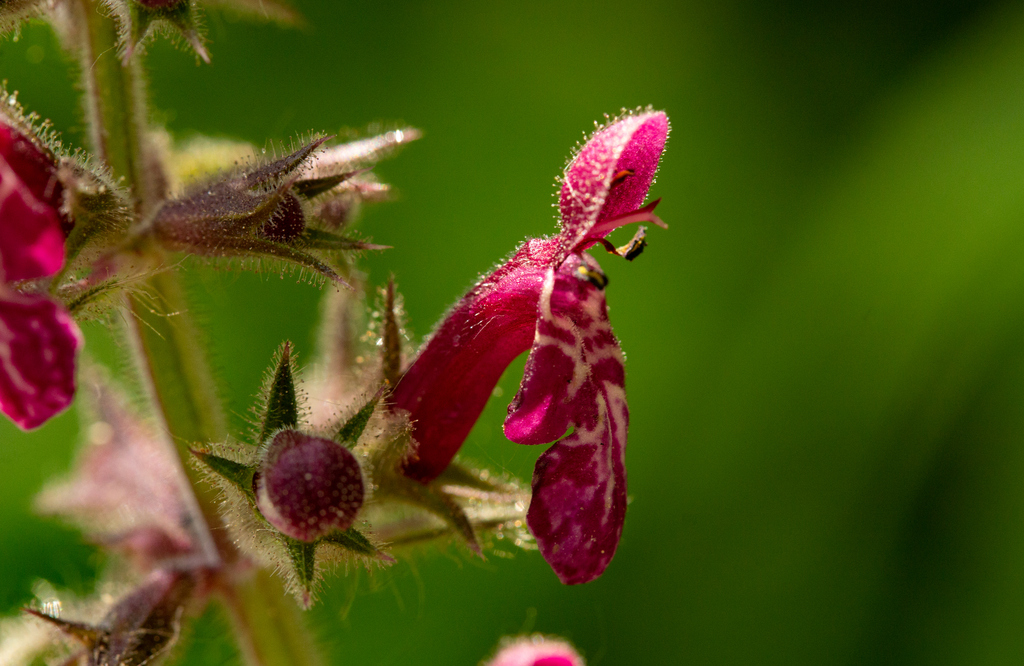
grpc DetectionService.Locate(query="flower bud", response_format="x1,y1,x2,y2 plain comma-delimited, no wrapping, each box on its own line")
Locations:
256,429,365,542
260,193,306,242
485,636,585,666
0,122,66,281
133,0,184,7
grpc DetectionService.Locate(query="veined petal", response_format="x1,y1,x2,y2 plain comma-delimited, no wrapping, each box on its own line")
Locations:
504,255,628,584
394,238,559,482
0,152,64,282
0,293,81,430
558,110,668,250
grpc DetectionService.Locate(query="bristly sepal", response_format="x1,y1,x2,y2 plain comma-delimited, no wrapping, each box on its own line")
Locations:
257,340,301,446
0,0,48,35
335,385,385,447
22,569,201,666
123,0,210,64
191,448,256,497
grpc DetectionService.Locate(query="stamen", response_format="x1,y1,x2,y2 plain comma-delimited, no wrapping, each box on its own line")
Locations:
618,226,647,261
576,264,608,289
573,199,665,253
610,169,634,188
593,226,647,261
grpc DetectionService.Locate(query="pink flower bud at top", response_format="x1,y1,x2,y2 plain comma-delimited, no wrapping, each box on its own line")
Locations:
255,429,365,541
485,636,585,666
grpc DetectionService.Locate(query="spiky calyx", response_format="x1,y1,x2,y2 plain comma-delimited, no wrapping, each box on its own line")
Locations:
191,343,391,606
146,135,406,286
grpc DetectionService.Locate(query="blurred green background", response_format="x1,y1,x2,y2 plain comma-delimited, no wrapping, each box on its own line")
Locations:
5,0,1024,663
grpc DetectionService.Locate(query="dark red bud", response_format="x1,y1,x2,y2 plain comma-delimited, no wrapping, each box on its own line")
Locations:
256,429,365,541
260,194,306,242
133,0,186,8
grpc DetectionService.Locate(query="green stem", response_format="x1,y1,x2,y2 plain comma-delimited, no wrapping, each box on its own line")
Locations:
221,570,325,666
78,0,149,209
75,2,322,664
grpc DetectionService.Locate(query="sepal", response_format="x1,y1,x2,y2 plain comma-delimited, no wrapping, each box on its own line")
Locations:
335,385,385,446
24,569,200,666
383,476,482,556
193,344,392,607
256,340,301,445
0,0,48,34
190,449,256,495
124,0,209,64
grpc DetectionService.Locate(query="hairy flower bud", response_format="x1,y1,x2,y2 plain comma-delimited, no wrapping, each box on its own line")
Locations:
260,193,306,241
256,429,365,542
134,0,184,7
485,636,586,666
25,569,200,666
0,122,66,281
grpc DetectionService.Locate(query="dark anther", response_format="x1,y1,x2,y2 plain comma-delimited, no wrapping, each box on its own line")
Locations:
610,169,634,188
618,226,647,261
576,264,608,290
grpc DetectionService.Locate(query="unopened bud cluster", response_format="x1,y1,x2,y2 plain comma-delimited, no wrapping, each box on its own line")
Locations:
256,429,365,541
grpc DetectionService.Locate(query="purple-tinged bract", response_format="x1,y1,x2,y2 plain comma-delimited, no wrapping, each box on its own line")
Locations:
392,110,668,584
256,429,365,541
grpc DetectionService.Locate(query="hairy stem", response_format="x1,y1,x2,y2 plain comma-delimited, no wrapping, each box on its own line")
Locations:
75,2,322,664
77,0,149,209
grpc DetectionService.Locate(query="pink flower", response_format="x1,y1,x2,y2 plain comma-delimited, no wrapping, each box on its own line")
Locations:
484,636,585,666
392,110,668,584
0,123,81,430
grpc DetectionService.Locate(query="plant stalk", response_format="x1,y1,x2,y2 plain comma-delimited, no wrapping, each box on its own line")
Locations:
75,2,322,664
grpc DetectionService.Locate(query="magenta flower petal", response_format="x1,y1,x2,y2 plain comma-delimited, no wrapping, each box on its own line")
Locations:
0,152,65,282
504,255,627,584
558,111,668,249
0,124,65,215
486,636,586,666
0,293,81,429
394,239,559,481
